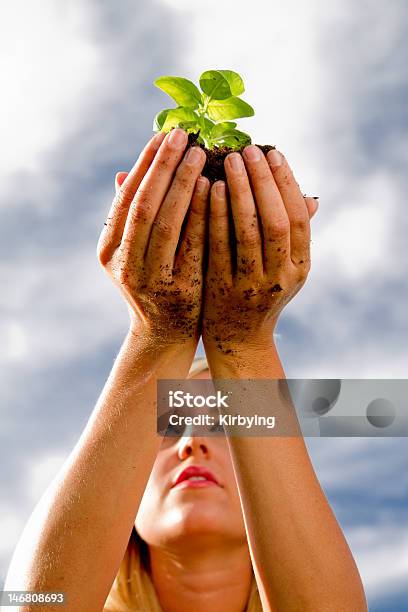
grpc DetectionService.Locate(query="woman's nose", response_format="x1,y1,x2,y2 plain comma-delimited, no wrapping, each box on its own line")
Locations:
177,435,209,460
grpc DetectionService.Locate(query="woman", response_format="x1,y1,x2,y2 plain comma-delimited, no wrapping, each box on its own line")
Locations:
5,128,368,611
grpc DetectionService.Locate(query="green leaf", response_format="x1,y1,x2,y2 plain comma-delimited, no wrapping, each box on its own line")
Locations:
177,120,202,135
217,70,245,96
177,120,199,129
160,107,199,131
199,70,245,100
210,121,237,138
207,97,255,121
223,129,252,147
154,76,202,108
202,117,216,133
212,128,252,148
153,108,171,131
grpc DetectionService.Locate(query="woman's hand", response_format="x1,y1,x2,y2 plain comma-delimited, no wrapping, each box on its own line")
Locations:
202,145,318,358
97,128,210,346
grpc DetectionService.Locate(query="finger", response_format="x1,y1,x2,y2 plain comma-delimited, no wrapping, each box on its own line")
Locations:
266,150,311,266
97,131,166,265
208,181,233,285
120,128,189,265
145,144,206,275
224,153,263,279
177,175,210,274
242,145,291,276
115,171,128,194
304,196,319,219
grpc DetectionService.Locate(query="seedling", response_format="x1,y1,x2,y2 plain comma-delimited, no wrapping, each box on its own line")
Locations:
153,69,254,150
152,69,276,182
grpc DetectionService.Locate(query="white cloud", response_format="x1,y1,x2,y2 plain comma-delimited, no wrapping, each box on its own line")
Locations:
0,513,24,557
0,249,129,369
27,452,68,504
3,321,28,362
347,524,408,599
0,1,100,178
0,452,69,587
307,438,408,497
314,171,395,281
307,437,408,601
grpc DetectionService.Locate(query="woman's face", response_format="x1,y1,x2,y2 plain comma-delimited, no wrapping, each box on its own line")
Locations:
135,369,247,548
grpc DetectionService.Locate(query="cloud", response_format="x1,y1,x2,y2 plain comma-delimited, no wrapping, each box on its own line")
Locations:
307,437,408,604
0,512,24,559
0,1,100,178
347,523,408,599
307,437,408,501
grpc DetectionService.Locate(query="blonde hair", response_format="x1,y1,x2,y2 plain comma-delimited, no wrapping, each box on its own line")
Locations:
104,356,263,611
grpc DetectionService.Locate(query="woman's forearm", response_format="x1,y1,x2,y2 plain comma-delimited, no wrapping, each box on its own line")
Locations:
5,329,196,612
205,341,368,612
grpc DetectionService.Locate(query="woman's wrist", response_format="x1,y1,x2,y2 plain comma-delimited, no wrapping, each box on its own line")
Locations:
125,323,198,379
128,313,199,349
203,335,285,380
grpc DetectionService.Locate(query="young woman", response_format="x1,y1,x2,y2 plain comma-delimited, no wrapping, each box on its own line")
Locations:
5,128,368,611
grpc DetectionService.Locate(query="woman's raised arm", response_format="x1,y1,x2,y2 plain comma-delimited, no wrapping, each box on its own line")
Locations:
4,128,210,612
202,145,368,612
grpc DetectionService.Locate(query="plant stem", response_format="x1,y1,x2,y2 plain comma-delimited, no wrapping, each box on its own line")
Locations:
197,106,210,148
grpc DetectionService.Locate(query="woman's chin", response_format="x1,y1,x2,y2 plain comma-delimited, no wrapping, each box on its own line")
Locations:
164,505,227,537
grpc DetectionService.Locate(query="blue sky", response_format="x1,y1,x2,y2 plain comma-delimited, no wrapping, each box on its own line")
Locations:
1,0,407,609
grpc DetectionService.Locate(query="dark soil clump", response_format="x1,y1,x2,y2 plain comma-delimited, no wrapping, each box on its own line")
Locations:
185,131,276,184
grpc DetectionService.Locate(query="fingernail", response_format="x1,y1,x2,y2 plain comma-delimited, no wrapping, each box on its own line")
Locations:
115,172,127,193
152,131,166,150
215,181,226,197
186,146,204,165
267,149,282,168
168,128,186,147
196,177,207,193
243,145,261,162
228,153,243,172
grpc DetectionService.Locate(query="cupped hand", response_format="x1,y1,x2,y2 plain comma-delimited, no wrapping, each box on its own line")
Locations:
202,145,318,358
97,128,210,346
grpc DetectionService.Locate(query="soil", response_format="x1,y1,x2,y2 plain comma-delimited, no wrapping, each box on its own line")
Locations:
185,131,276,183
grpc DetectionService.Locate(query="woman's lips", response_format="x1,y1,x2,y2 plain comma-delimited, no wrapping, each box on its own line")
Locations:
172,479,219,489
171,465,221,489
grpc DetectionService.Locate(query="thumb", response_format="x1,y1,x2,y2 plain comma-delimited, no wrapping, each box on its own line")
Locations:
304,196,319,219
115,171,129,194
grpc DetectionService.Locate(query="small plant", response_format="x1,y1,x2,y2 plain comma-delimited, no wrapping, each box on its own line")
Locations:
153,69,254,150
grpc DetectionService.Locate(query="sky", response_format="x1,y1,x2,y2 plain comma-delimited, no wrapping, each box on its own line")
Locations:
1,0,407,609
